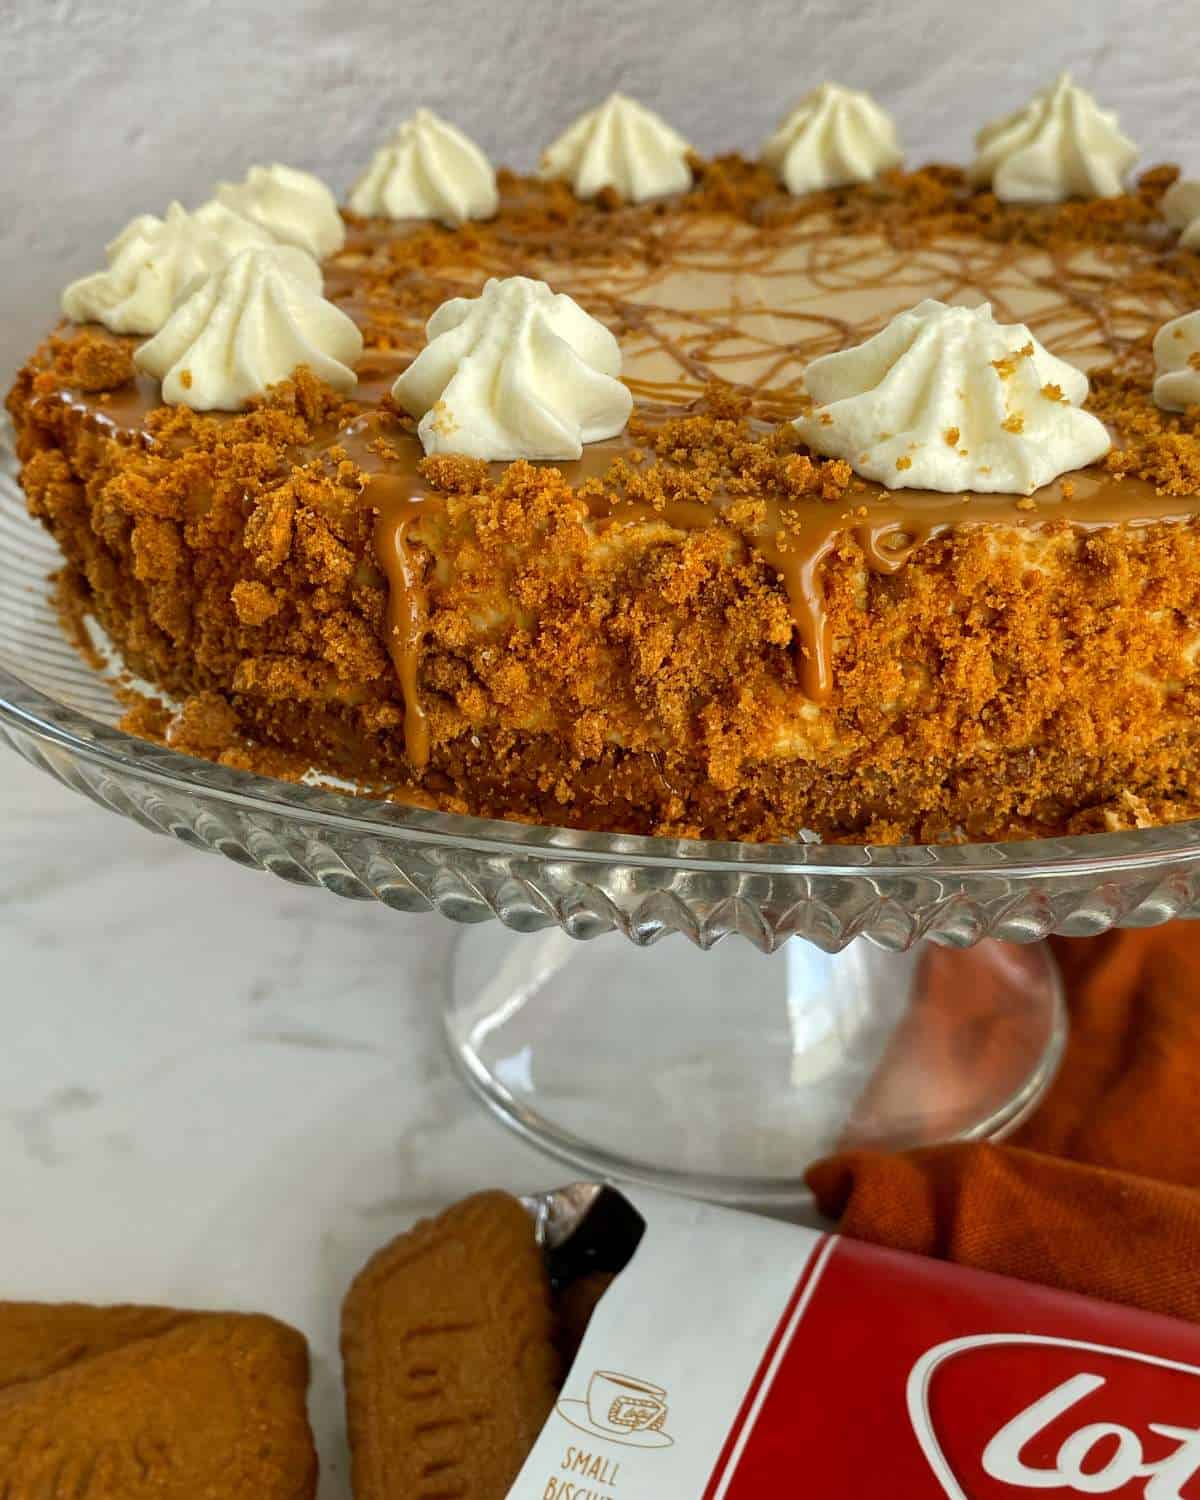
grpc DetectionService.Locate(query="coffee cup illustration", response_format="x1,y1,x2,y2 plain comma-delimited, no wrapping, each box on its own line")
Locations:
557,1370,674,1448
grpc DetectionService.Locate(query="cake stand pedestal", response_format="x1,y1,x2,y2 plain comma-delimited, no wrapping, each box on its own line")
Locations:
444,928,1064,1206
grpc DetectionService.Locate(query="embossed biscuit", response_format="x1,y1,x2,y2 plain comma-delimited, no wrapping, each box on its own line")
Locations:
0,1302,317,1497
342,1191,560,1500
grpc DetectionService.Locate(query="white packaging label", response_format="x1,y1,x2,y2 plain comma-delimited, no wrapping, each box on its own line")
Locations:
506,1189,824,1500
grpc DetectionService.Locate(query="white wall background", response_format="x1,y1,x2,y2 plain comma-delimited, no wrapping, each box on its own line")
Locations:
2,0,1198,372
0,6,1197,1489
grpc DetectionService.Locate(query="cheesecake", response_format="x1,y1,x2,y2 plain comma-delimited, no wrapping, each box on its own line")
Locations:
10,84,1200,843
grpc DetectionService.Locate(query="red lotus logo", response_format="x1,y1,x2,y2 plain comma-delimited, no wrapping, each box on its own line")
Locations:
908,1336,1200,1498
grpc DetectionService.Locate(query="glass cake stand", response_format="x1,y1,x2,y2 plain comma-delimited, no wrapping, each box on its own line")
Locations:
4,434,1200,1206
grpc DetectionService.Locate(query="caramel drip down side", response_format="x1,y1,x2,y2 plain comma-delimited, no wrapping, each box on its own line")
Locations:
590,472,1200,710
338,414,1200,765
337,417,649,768
334,420,437,767
754,527,842,702
374,499,433,769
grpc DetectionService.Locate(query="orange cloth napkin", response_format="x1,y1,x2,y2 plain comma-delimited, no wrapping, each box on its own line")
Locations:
807,927,1200,1322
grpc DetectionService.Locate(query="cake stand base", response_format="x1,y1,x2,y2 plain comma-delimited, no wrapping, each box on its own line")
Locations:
442,929,1065,1207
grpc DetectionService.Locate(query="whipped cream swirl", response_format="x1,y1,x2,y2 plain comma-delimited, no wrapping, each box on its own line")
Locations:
761,83,902,195
349,109,498,225
212,164,345,260
392,275,632,460
793,299,1111,494
1162,179,1200,250
134,247,362,411
1153,310,1200,412
61,202,273,335
540,93,693,204
969,73,1138,203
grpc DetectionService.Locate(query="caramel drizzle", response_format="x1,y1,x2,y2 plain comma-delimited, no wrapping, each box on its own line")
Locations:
329,204,1189,403
52,186,1200,770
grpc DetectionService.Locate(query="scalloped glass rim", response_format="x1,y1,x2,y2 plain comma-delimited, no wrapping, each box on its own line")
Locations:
5,663,1200,881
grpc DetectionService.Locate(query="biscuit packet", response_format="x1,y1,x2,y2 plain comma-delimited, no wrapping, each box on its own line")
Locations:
512,1185,1200,1499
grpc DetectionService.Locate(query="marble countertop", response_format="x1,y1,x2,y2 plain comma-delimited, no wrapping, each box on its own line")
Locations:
0,751,554,1495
